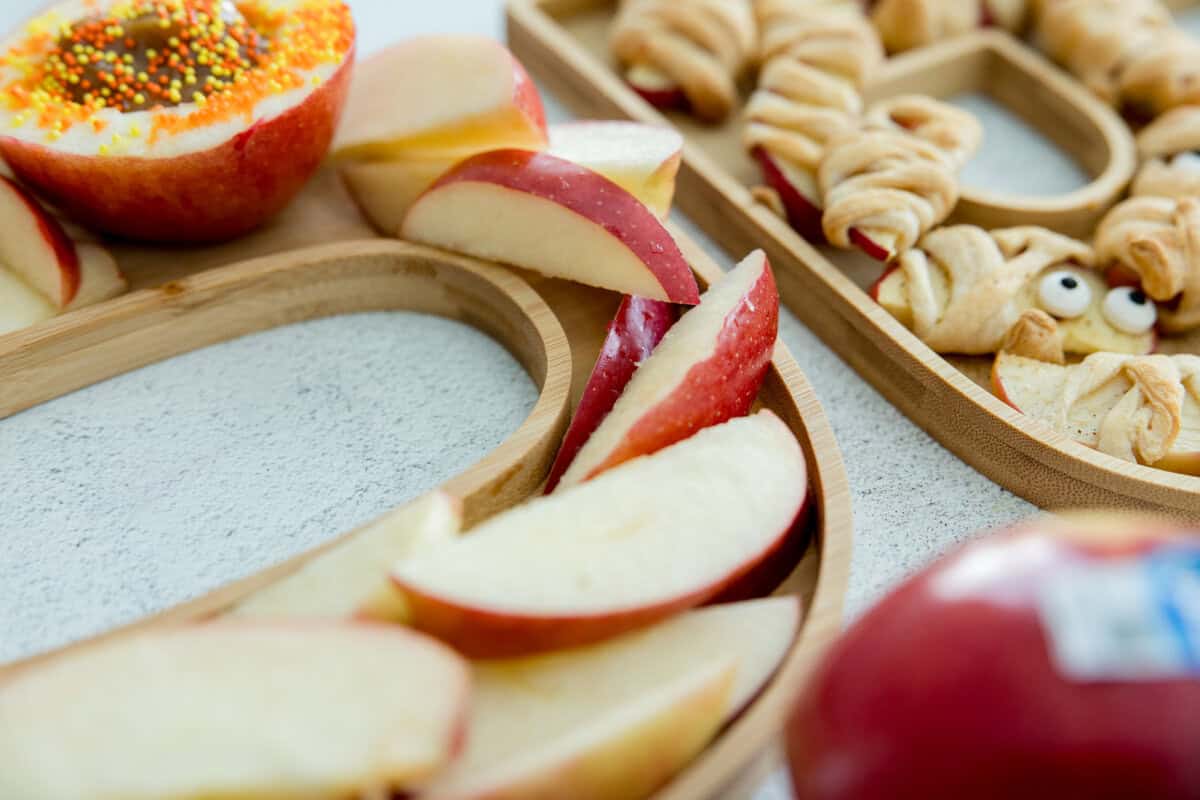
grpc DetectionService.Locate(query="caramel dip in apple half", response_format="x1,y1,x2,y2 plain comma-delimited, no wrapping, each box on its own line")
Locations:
0,0,355,243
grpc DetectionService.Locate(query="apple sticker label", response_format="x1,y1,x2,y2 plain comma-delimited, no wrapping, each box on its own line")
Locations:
1038,547,1200,682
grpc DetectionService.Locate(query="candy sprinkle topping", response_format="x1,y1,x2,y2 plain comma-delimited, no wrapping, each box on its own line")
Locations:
0,0,353,145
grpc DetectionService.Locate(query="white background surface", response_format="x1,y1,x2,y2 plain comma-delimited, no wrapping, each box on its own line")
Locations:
0,1,1119,797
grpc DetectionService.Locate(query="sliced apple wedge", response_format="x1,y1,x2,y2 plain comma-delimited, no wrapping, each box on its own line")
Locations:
544,296,678,493
625,63,689,112
0,622,470,800
548,121,683,219
752,146,824,242
557,249,778,488
992,352,1200,473
231,491,462,621
402,150,700,303
0,267,54,335
333,36,547,160
392,411,807,657
424,597,801,799
64,243,128,312
0,176,80,308
342,120,685,235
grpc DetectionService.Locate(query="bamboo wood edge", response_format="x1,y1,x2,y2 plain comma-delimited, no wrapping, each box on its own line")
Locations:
506,0,1200,516
865,31,1137,238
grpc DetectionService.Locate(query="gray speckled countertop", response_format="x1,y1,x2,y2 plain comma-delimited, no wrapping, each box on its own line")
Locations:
3,1,1146,797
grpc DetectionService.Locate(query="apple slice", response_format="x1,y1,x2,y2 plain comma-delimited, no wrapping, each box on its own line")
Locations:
0,622,470,799
392,411,807,657
752,146,825,242
992,352,1200,473
231,491,462,621
334,36,547,160
401,150,700,304
64,243,128,312
544,296,678,493
0,177,80,308
557,249,778,488
548,121,684,219
342,121,685,235
424,597,801,799
625,63,689,112
0,267,55,335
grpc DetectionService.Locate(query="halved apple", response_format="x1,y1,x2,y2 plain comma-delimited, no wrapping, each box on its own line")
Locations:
334,36,546,160
557,249,778,488
401,150,700,303
992,352,1200,473
544,296,678,493
424,597,801,799
342,121,684,235
0,1,356,243
392,411,808,657
0,622,470,800
231,491,462,621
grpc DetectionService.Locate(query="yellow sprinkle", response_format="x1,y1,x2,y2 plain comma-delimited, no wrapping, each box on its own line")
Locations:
192,92,206,104
133,92,144,104
129,125,141,137
98,143,109,155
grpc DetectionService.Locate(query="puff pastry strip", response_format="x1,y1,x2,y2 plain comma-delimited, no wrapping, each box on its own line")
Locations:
820,95,981,259
1095,196,1200,333
1132,105,1200,198
876,225,1155,356
870,0,1029,54
1035,0,1200,119
995,351,1200,469
743,0,882,225
612,0,757,122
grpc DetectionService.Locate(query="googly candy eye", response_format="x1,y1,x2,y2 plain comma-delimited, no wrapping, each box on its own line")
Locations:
1038,269,1092,319
1102,287,1158,335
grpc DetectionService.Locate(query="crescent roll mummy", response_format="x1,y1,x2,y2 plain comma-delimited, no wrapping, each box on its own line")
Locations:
1132,106,1200,198
611,0,758,122
819,95,981,260
994,351,1200,472
870,0,1029,54
743,0,883,237
873,225,1158,358
1095,196,1200,333
1035,0,1200,120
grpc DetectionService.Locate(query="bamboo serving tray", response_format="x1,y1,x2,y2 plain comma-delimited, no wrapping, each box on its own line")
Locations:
0,161,853,798
507,0,1200,516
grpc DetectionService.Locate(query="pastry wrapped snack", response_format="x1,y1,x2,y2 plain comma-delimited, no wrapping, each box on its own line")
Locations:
1131,106,1200,199
871,0,1029,53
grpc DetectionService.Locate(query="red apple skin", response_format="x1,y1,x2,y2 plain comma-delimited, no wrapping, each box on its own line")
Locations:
544,296,678,493
393,518,797,659
509,56,548,142
752,147,825,243
628,81,689,113
1105,263,1143,289
849,228,893,262
991,361,1019,410
1,176,80,306
0,55,354,244
867,264,899,303
580,259,778,481
787,518,1200,800
414,149,701,304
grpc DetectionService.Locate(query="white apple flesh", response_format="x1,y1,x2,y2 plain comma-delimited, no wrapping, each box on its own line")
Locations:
0,622,470,800
391,411,808,657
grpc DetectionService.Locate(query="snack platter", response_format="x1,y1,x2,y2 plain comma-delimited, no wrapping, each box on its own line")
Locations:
506,0,1200,516
0,2,854,798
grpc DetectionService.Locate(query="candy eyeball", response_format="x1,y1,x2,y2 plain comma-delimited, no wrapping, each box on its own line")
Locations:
1102,287,1158,334
1038,269,1092,319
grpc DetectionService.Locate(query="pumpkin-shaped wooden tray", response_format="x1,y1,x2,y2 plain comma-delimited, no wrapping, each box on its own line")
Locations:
506,0,1200,516
0,163,852,798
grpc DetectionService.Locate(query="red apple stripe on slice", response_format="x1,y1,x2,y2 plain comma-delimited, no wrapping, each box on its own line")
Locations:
625,63,689,112
401,150,701,304
544,296,677,493
231,491,462,621
423,598,800,799
64,243,127,311
0,623,469,800
392,411,806,658
549,121,684,219
0,177,80,308
557,249,778,489
752,147,825,242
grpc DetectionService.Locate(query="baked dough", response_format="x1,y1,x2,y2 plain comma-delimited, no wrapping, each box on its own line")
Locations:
1095,195,1200,333
1132,105,1200,198
819,95,981,258
996,351,1200,467
871,0,1028,54
743,0,882,212
612,0,758,122
1035,0,1200,119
